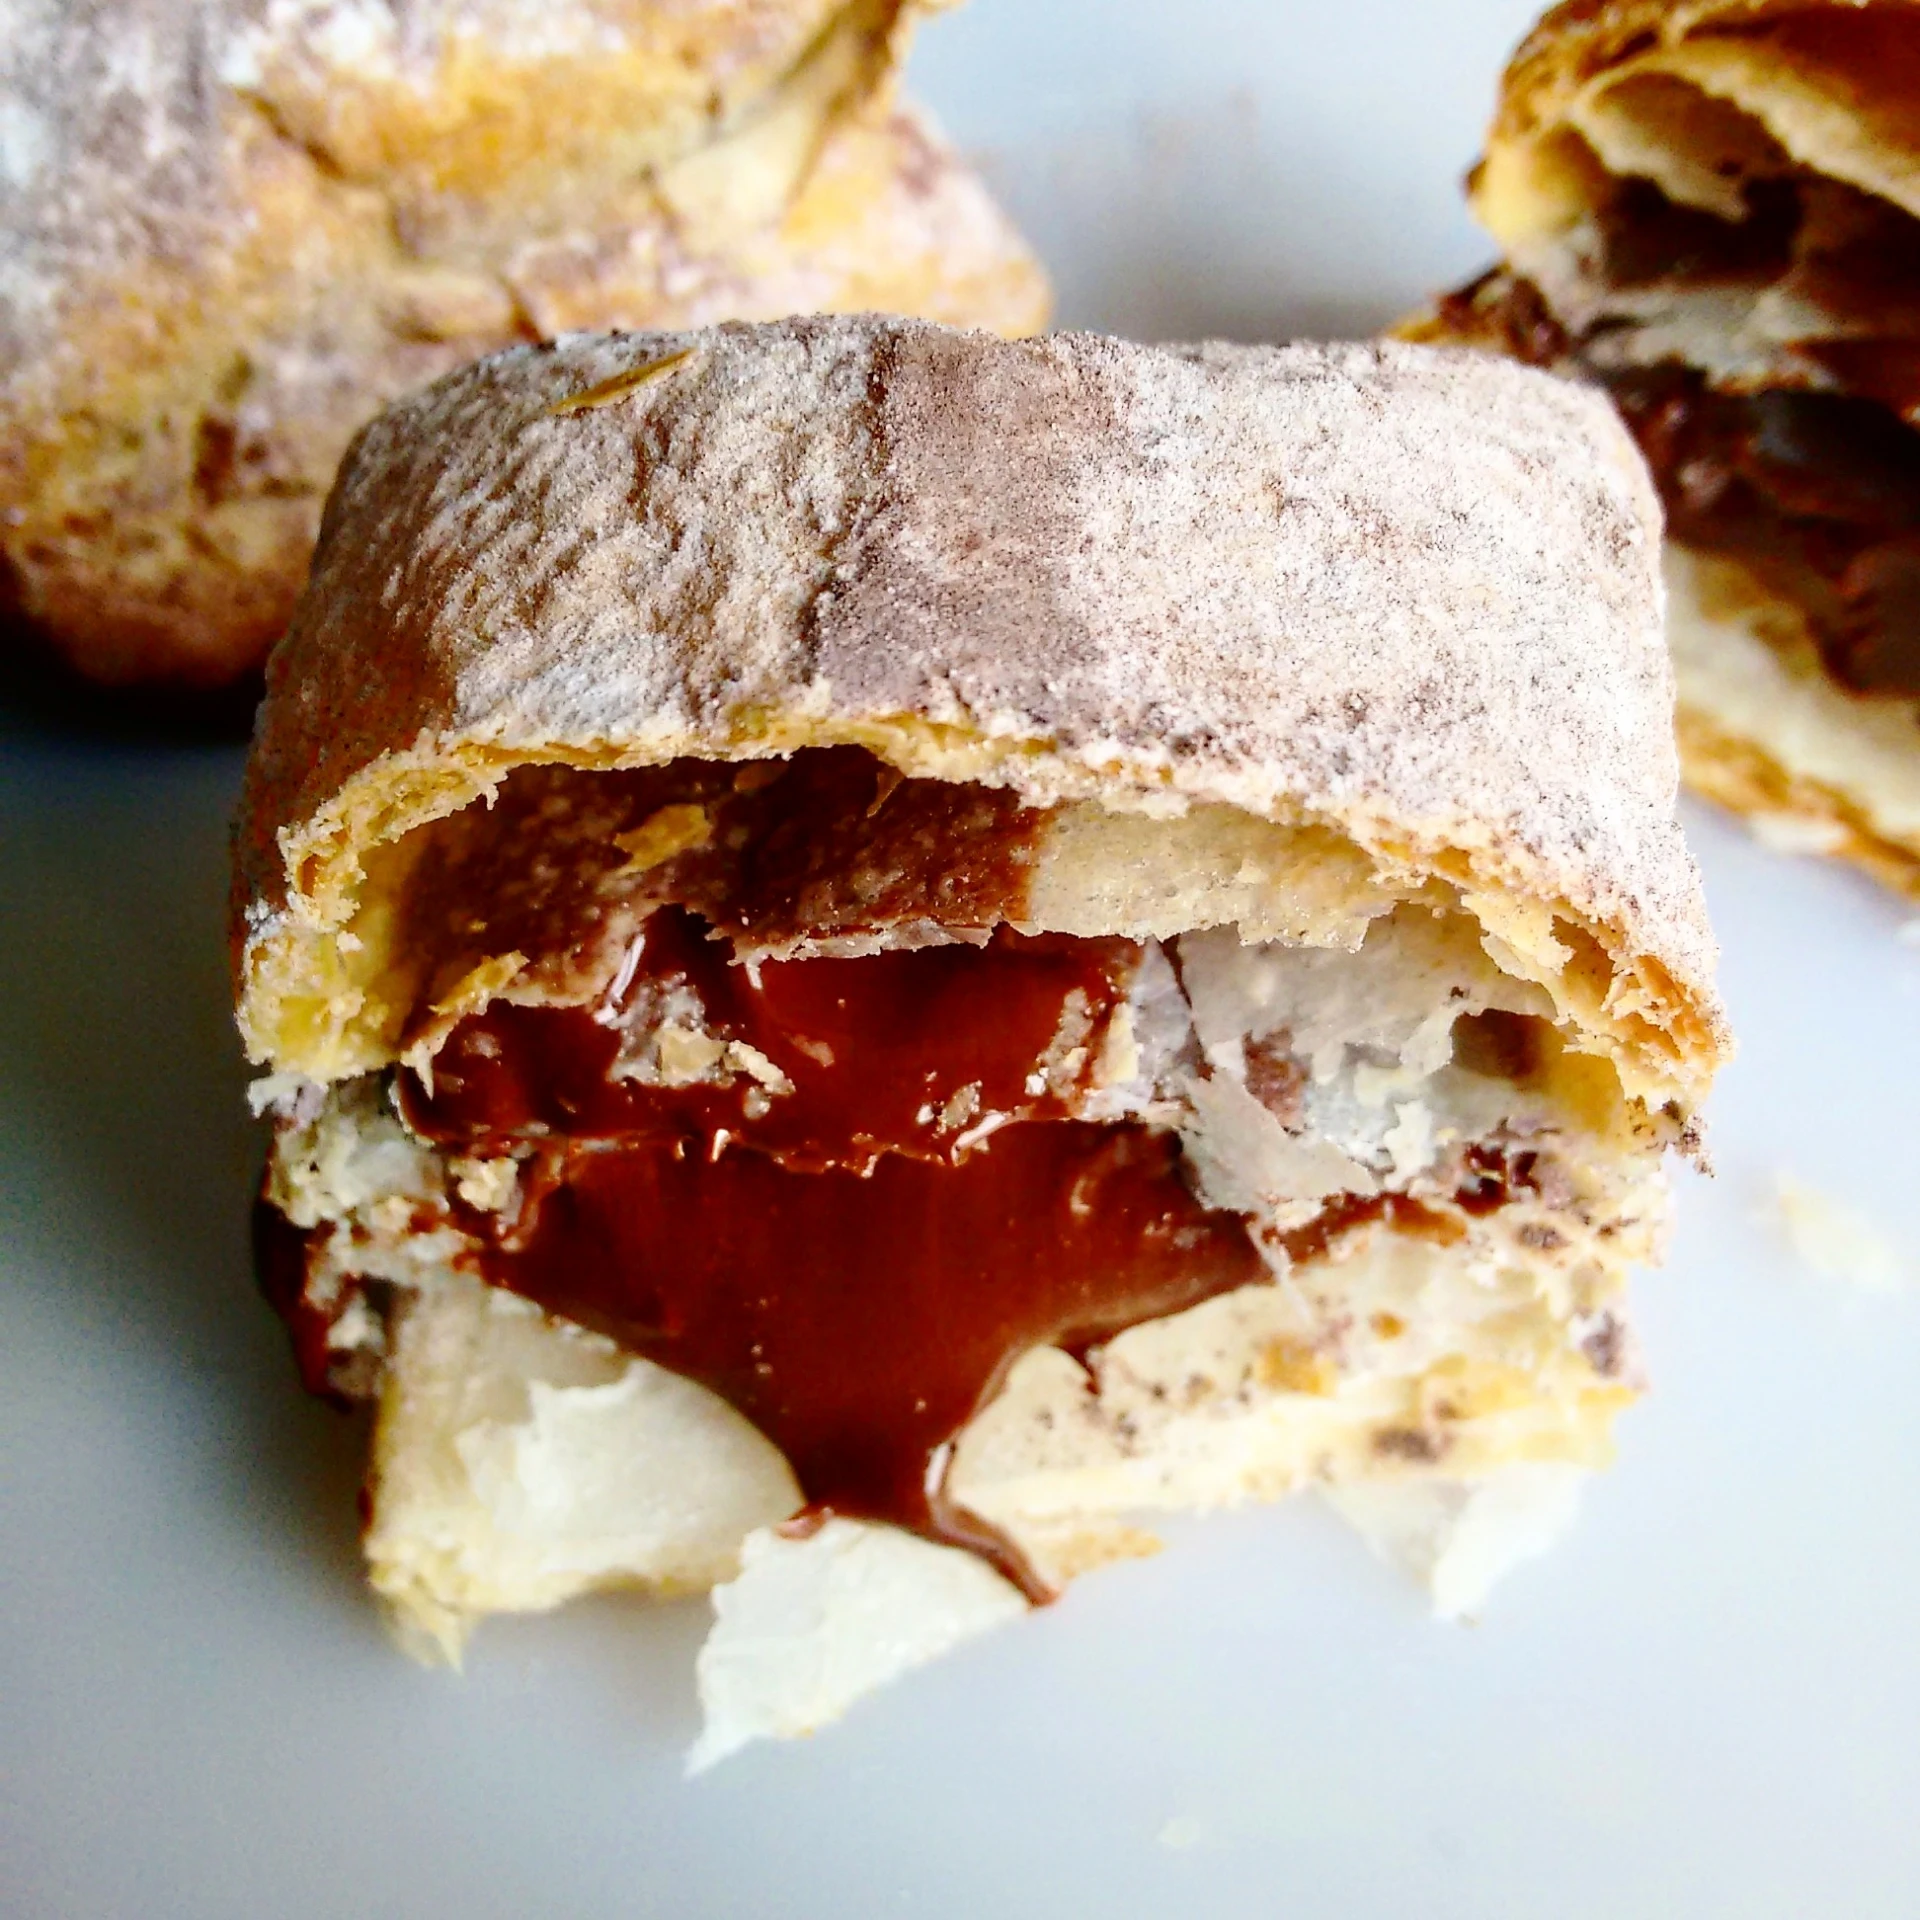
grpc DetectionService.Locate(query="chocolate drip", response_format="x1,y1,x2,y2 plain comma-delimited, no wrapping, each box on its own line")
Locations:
250,1195,385,1411
1436,155,1920,700
400,909,1268,1600
475,1124,1263,1602
254,1194,338,1405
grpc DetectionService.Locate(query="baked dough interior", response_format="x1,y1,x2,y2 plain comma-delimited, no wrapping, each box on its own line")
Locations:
258,742,1668,1628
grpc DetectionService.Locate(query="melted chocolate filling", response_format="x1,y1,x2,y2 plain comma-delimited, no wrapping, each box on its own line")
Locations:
263,753,1555,1599
1604,365,1920,696
402,908,1133,1170
254,1196,352,1410
1596,175,1802,292
395,909,1264,1601
464,1123,1263,1601
395,747,1050,1024
261,901,1566,1595
1443,271,1920,697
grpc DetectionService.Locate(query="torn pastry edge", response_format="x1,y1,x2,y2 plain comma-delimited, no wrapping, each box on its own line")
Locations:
234,717,1727,1137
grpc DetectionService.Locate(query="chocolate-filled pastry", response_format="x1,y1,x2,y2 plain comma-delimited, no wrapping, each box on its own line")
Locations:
1406,0,1920,898
2,1,1046,693
233,318,1728,1763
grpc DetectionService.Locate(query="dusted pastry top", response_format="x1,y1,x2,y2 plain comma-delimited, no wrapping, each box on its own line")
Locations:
0,0,906,373
231,317,1724,1106
5,3,1051,691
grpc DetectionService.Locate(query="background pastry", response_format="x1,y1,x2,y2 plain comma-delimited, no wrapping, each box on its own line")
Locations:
1404,0,1920,900
0,0,1047,692
234,317,1728,1761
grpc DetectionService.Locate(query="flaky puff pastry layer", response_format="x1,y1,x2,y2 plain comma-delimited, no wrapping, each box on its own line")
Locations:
1403,0,1920,898
1477,0,1920,262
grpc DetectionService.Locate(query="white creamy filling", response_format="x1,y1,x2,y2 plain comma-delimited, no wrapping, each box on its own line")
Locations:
365,1264,1633,1766
1173,909,1564,1215
689,1519,1029,1775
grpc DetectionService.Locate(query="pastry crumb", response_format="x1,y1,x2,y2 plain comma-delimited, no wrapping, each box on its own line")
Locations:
1772,1177,1910,1293
1747,813,1849,858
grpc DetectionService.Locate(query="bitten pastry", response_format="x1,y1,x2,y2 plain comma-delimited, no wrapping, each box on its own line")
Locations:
233,318,1728,1764
1407,0,1920,898
1,0,1046,691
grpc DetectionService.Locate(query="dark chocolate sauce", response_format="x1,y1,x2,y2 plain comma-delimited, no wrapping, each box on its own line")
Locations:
1454,1143,1543,1218
1799,340,1920,427
402,908,1131,1172
473,1123,1264,1602
402,908,1266,1600
252,1194,362,1411
395,748,1049,1029
1438,158,1920,699
1597,175,1802,291
263,730,1588,1598
1270,1191,1462,1267
263,892,1541,1590
1604,364,1920,697
1431,269,1570,370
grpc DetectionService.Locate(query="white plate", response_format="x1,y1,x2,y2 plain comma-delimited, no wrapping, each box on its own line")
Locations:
4,3,1918,1913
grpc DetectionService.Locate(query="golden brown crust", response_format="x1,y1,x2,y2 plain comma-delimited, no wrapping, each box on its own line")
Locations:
1679,706,1920,898
0,1,1045,689
1496,2,1797,137
1478,0,1920,249
1428,0,1920,899
1491,0,1920,152
229,318,1728,1112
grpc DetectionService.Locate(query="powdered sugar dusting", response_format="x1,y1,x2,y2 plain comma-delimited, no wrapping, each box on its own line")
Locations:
0,0,862,372
237,319,1718,1038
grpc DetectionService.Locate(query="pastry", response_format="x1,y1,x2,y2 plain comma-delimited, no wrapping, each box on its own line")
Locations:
1,0,1047,691
1406,0,1920,898
233,317,1728,1762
